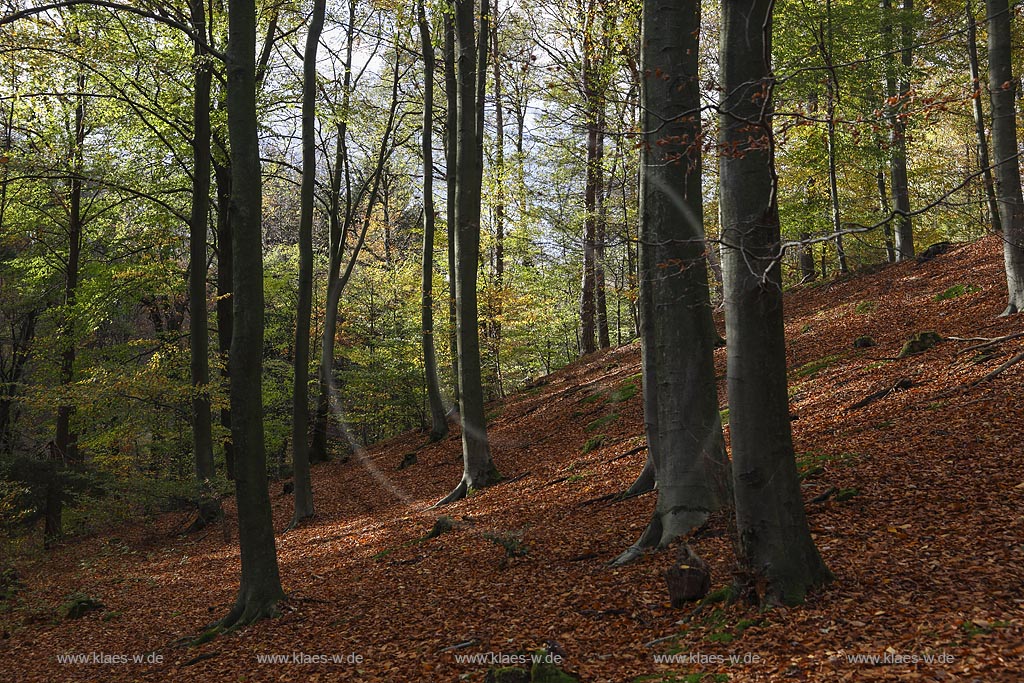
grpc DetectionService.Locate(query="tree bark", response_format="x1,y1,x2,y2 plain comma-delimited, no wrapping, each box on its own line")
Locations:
220,0,284,626
46,73,86,547
444,13,461,406
490,9,506,397
614,0,729,566
290,0,326,527
883,0,915,260
967,0,1002,235
986,0,1024,314
189,0,220,529
719,0,831,605
214,159,234,480
419,0,449,441
436,0,500,505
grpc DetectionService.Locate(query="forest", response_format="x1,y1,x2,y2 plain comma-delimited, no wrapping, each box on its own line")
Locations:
0,0,1022,680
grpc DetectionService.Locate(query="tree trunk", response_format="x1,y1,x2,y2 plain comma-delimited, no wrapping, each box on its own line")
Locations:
47,75,86,547
311,0,355,464
822,2,847,273
876,168,897,263
967,0,1002,235
719,0,831,605
214,159,234,480
579,17,599,357
189,0,220,529
290,0,326,527
420,0,449,441
595,103,610,349
436,0,500,505
490,11,507,396
444,13,461,406
986,0,1024,314
220,0,285,627
614,0,730,566
799,233,817,283
884,0,915,260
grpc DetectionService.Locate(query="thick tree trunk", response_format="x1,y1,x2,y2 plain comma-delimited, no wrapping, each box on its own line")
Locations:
719,0,831,605
614,0,729,566
437,0,500,505
967,0,1002,235
986,0,1024,314
290,0,326,527
189,0,220,530
420,0,449,441
220,0,284,627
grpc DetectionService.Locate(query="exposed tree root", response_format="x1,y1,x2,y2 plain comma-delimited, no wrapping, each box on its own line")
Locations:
431,479,468,508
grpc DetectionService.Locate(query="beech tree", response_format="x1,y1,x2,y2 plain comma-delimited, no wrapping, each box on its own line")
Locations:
419,0,449,441
985,0,1024,315
289,0,327,527
437,0,501,505
613,0,729,565
220,0,284,626
719,0,831,605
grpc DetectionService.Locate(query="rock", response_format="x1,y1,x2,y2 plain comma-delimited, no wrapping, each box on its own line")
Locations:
398,452,418,470
917,241,952,263
664,545,710,607
60,593,103,620
853,335,876,348
898,331,942,357
484,667,530,683
424,515,455,540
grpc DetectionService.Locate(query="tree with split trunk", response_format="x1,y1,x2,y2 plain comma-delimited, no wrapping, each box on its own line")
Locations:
436,0,501,505
419,0,449,441
613,0,729,566
719,0,831,605
220,0,285,626
985,0,1024,315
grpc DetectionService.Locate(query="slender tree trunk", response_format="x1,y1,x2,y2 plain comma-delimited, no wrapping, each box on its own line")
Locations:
595,103,610,349
614,0,729,566
436,0,500,506
579,15,599,356
220,0,284,627
214,159,234,480
986,0,1024,314
822,2,847,272
311,1,355,464
46,76,86,547
290,0,326,527
884,0,915,260
876,168,897,262
719,0,830,605
967,0,1002,235
420,0,449,441
188,0,220,530
444,13,461,406
490,11,506,397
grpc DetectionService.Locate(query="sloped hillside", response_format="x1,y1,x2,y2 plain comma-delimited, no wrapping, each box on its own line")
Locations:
1,236,1022,682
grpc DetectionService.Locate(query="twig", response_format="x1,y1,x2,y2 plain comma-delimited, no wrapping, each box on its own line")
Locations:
951,331,1024,354
971,351,1024,386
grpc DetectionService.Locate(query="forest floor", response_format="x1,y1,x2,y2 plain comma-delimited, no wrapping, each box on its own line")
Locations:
2,236,1024,683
